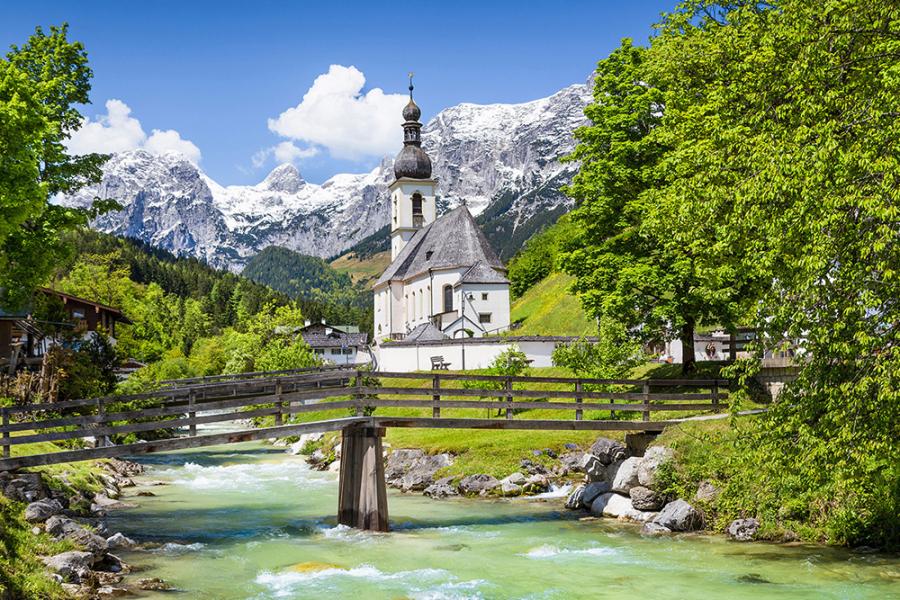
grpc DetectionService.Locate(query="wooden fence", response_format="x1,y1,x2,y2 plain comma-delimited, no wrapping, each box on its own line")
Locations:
0,369,727,470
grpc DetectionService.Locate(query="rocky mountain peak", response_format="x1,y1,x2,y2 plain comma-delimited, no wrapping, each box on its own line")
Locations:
260,163,304,193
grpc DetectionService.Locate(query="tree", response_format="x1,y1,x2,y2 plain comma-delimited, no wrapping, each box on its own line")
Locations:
0,24,114,309
552,316,645,381
561,39,757,373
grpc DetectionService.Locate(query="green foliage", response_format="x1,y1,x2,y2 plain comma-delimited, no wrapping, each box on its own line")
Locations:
507,216,577,299
0,496,68,598
0,24,115,310
508,272,596,336
53,331,118,401
552,317,645,381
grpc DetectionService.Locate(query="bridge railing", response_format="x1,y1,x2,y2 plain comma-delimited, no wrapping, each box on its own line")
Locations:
0,369,727,469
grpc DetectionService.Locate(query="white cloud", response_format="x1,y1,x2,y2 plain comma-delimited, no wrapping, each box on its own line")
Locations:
251,141,318,169
144,129,202,164
66,99,201,163
267,65,408,161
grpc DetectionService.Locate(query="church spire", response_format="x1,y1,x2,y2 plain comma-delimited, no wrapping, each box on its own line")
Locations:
394,73,432,180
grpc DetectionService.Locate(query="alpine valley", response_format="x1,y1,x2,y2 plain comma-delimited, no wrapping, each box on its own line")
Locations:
58,82,591,271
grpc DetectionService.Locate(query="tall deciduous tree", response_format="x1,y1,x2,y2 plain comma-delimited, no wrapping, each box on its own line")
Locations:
561,39,755,373
0,24,113,308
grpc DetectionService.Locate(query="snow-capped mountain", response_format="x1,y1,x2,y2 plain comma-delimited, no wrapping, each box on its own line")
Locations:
60,82,591,270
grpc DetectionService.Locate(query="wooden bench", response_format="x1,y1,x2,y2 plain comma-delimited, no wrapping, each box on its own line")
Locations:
430,356,450,370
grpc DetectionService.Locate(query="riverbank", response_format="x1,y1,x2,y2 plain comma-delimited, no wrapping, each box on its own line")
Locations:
100,441,899,599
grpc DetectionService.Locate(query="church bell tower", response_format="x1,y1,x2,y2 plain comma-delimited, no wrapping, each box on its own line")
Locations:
389,75,437,260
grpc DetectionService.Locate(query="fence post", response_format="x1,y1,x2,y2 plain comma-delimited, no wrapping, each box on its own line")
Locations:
505,377,513,420
712,381,720,413
275,381,284,426
1,407,9,459
642,381,651,422
432,374,441,419
575,381,583,421
188,391,197,436
355,370,364,417
96,397,108,448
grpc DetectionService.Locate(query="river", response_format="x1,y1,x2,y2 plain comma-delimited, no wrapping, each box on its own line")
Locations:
106,441,899,599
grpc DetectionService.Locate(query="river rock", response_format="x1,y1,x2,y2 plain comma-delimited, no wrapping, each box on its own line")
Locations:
609,457,642,494
385,449,425,481
653,499,704,532
458,474,500,496
0,472,49,502
42,551,94,582
727,518,760,541
580,454,606,482
629,486,663,511
637,446,673,488
559,452,584,473
92,494,137,513
106,532,137,550
524,474,550,494
641,522,672,536
104,459,144,478
423,477,459,499
519,459,549,475
589,437,627,465
24,498,63,523
565,484,586,509
135,578,173,591
97,585,131,598
581,481,612,506
327,460,341,473
695,480,720,503
395,453,453,492
590,493,656,522
499,481,523,497
501,472,527,486
45,515,108,558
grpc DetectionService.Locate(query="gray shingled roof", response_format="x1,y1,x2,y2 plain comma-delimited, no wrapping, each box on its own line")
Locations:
375,206,505,286
405,322,448,342
456,260,510,286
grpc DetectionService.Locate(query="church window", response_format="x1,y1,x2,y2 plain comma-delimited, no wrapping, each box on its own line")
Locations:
443,285,453,313
479,313,492,324
481,293,488,301
412,192,424,227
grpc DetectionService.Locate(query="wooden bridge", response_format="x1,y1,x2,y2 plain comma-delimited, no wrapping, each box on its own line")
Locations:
0,366,727,531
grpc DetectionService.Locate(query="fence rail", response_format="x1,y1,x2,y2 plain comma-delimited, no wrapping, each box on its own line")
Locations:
0,369,727,470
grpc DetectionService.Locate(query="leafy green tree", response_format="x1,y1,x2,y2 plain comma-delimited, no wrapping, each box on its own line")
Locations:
561,39,756,373
0,25,114,308
507,216,576,298
552,316,645,380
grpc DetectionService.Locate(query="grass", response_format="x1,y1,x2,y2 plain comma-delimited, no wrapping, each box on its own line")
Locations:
508,272,596,336
330,250,391,289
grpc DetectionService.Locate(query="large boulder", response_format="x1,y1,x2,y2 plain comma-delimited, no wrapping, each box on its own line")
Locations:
458,474,500,496
653,499,704,532
423,477,459,499
637,446,673,489
384,449,425,482
44,515,108,558
694,480,720,503
579,454,607,482
609,457,642,494
523,474,550,494
565,484,586,510
1,472,49,502
629,486,664,511
589,437,627,465
726,518,760,542
42,551,94,582
581,481,612,506
559,452,585,473
501,472,527,486
499,481,523,497
24,499,63,523
589,493,656,523
106,532,137,550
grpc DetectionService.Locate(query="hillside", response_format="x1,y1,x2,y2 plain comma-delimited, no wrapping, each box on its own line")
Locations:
244,246,353,298
509,272,595,336
330,250,391,289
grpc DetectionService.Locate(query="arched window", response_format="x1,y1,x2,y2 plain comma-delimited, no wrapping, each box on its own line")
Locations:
443,284,453,313
412,192,424,227
411,291,416,320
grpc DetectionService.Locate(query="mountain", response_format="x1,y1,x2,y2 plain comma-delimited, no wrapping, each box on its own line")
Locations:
59,82,591,270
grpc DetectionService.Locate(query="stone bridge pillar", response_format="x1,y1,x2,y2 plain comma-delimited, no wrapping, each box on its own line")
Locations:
337,425,389,531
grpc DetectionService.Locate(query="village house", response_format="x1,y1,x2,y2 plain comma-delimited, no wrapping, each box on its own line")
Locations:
0,288,131,374
297,321,370,365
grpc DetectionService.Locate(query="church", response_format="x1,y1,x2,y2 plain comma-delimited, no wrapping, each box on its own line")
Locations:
373,83,511,343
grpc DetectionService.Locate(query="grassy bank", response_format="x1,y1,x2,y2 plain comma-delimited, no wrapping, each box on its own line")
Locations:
508,272,596,336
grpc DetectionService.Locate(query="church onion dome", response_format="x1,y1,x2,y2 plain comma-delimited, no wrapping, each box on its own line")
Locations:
394,144,432,179
393,74,433,180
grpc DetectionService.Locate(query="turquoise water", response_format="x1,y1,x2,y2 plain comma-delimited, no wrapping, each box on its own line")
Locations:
107,442,900,599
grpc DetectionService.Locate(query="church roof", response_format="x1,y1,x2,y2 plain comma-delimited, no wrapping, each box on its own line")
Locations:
456,260,510,286
405,322,448,342
375,206,506,287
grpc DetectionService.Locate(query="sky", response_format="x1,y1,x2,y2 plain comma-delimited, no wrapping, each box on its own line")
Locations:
1,1,674,185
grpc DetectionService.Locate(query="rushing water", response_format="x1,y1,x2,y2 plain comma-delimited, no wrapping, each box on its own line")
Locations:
107,442,899,599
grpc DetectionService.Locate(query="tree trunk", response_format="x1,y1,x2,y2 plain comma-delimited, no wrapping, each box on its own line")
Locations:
681,318,696,375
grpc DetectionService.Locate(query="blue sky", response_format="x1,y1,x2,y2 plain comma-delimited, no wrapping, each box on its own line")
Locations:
2,1,674,185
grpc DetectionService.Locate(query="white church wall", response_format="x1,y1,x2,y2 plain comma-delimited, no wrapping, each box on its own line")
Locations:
375,339,563,372
457,283,510,335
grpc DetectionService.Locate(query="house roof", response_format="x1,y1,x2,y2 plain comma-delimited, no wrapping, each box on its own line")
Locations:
375,206,506,287
405,322,448,342
300,330,369,349
0,288,131,324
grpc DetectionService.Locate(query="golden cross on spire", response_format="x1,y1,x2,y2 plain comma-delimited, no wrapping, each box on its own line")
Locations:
408,72,414,98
